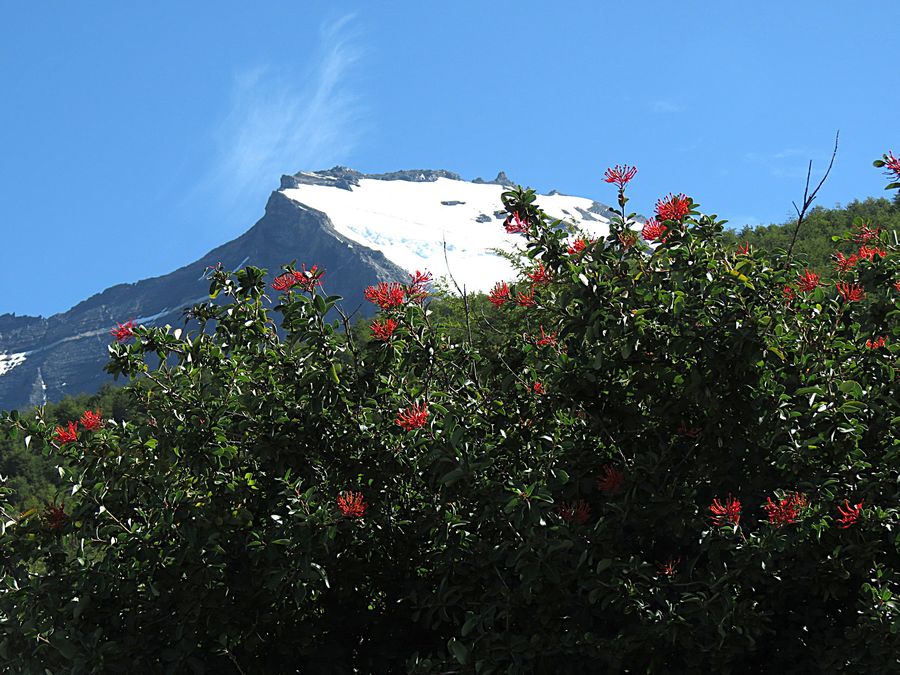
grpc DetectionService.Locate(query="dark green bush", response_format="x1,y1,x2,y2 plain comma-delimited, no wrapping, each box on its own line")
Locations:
2,159,900,673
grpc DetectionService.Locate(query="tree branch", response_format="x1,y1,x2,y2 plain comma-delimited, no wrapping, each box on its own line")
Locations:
785,131,839,266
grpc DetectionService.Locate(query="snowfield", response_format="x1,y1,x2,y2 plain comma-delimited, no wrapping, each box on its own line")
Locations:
282,176,613,292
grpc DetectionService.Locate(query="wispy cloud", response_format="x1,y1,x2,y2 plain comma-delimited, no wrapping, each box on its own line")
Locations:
651,99,685,113
203,14,365,208
743,146,828,181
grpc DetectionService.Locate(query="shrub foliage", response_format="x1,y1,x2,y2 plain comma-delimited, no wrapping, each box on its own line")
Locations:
2,158,900,673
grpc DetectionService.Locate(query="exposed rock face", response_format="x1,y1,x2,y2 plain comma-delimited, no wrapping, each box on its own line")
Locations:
0,191,407,412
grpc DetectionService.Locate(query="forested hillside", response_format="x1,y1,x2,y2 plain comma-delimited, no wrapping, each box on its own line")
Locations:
723,196,900,275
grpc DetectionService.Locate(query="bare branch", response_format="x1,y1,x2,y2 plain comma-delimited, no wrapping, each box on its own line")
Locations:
785,131,839,265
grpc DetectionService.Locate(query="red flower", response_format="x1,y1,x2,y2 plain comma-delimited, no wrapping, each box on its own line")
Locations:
557,499,591,524
677,421,701,439
371,318,399,341
272,272,297,292
531,381,546,395
488,282,511,308
44,503,68,531
641,218,668,242
782,285,796,303
857,245,886,261
526,263,552,286
54,421,78,444
655,193,691,222
853,223,880,244
837,499,863,529
764,492,807,527
110,320,135,342
504,211,529,234
396,402,429,431
796,269,821,293
837,281,865,302
603,164,637,189
597,466,624,494
657,556,680,578
292,264,325,292
736,241,750,256
865,336,886,349
894,280,900,293
79,409,103,431
406,269,432,303
882,150,900,179
534,325,558,348
364,282,406,309
337,491,367,518
709,495,742,526
833,252,859,274
516,286,536,307
567,238,590,255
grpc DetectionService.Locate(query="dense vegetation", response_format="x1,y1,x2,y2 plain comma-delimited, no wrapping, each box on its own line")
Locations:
2,155,900,672
723,196,900,277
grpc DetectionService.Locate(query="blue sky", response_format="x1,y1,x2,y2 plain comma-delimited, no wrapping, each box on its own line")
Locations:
2,2,898,316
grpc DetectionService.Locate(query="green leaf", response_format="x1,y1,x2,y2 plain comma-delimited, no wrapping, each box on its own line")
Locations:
448,638,470,665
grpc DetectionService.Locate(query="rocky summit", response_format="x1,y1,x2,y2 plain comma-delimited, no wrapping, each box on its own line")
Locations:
0,169,614,412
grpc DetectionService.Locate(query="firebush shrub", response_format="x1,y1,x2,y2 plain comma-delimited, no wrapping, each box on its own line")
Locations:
2,157,900,673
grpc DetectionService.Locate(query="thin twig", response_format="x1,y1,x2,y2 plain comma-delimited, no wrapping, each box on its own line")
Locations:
442,238,481,388
785,131,840,265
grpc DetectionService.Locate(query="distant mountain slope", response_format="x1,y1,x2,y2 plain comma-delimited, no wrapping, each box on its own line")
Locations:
0,168,614,412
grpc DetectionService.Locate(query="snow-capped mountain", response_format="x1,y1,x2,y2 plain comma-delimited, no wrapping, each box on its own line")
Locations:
0,167,615,412
280,167,614,292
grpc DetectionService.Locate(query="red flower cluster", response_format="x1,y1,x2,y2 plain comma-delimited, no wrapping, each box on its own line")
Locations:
371,318,399,341
677,422,701,439
603,164,637,189
516,287,536,307
736,241,750,256
655,193,691,222
641,218,667,242
535,325,557,348
709,495,742,526
557,499,591,524
857,245,886,261
567,238,590,255
406,270,432,303
44,503,68,531
526,263,552,286
658,556,680,577
837,281,865,302
54,421,78,444
837,499,863,529
882,150,900,179
834,251,859,274
396,402,429,430
796,269,821,293
895,280,900,293
597,466,624,494
337,491,367,518
531,381,545,395
782,285,797,303
110,320,135,342
764,492,807,527
853,223,880,244
488,281,511,307
866,336,886,349
271,264,325,292
504,212,529,235
79,409,103,431
364,282,406,309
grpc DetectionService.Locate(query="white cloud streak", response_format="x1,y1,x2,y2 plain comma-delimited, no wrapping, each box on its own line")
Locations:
207,14,365,207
